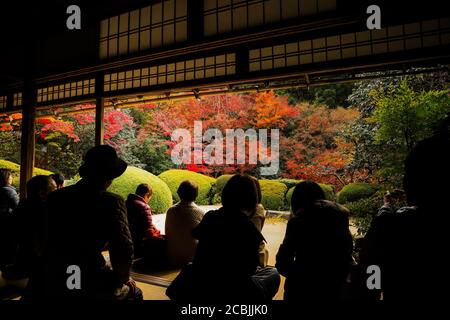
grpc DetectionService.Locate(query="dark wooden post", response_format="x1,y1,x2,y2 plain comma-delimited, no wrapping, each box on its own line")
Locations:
94,73,105,146
95,97,105,146
19,79,36,199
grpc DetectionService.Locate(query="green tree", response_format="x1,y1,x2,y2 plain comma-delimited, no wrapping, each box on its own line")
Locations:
344,69,450,185
370,79,450,180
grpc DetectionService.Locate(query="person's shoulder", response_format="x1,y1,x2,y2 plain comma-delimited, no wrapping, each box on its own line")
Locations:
396,206,418,215
316,199,350,216
199,208,224,225
203,208,222,219
187,202,205,213
1,185,17,196
102,190,125,203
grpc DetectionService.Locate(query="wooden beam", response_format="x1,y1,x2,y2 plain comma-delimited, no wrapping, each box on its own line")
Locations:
19,79,36,199
95,97,105,146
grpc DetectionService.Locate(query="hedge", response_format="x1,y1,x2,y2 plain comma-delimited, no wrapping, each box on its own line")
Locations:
337,182,379,204
109,166,173,214
0,159,53,189
259,180,288,211
158,169,216,205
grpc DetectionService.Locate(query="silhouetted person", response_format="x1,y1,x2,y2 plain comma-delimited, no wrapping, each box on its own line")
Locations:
2,176,56,283
276,181,353,301
165,180,204,267
246,177,268,267
0,168,19,268
167,174,280,301
376,189,406,218
357,128,450,301
49,173,65,189
31,145,141,300
126,183,165,267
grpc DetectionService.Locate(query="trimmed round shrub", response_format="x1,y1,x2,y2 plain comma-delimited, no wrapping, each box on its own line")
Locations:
109,166,173,214
158,169,216,205
259,180,288,211
337,182,379,204
0,159,53,189
285,183,336,206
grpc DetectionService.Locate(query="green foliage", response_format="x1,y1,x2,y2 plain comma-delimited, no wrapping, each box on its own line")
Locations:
212,193,222,205
277,83,353,108
109,166,173,214
344,70,450,185
130,137,173,175
370,80,450,180
352,215,373,237
343,191,384,217
0,132,21,164
259,180,288,211
0,159,53,189
337,182,379,204
158,169,216,205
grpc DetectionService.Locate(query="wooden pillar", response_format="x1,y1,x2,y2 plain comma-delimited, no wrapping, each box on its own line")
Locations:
19,80,36,199
95,97,105,146
94,73,105,146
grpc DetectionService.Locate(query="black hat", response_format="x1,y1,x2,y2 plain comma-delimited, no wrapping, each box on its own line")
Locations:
79,145,127,180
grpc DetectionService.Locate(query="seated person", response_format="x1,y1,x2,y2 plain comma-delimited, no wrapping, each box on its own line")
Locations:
126,183,165,266
376,189,406,217
49,173,65,190
167,174,280,301
0,169,19,268
28,145,141,300
165,180,204,267
356,129,450,301
276,181,353,301
2,176,56,283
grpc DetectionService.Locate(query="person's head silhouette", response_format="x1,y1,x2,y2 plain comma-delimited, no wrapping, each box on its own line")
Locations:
0,168,13,187
221,174,258,214
291,181,325,216
27,175,57,201
78,145,127,190
49,173,65,189
177,180,199,202
135,183,153,203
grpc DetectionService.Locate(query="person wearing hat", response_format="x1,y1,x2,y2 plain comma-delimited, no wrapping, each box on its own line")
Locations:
27,145,142,300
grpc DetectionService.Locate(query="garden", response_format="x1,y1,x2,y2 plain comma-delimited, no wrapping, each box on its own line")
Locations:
1,69,449,237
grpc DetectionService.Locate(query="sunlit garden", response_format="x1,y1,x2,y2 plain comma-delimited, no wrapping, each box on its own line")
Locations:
2,69,449,238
